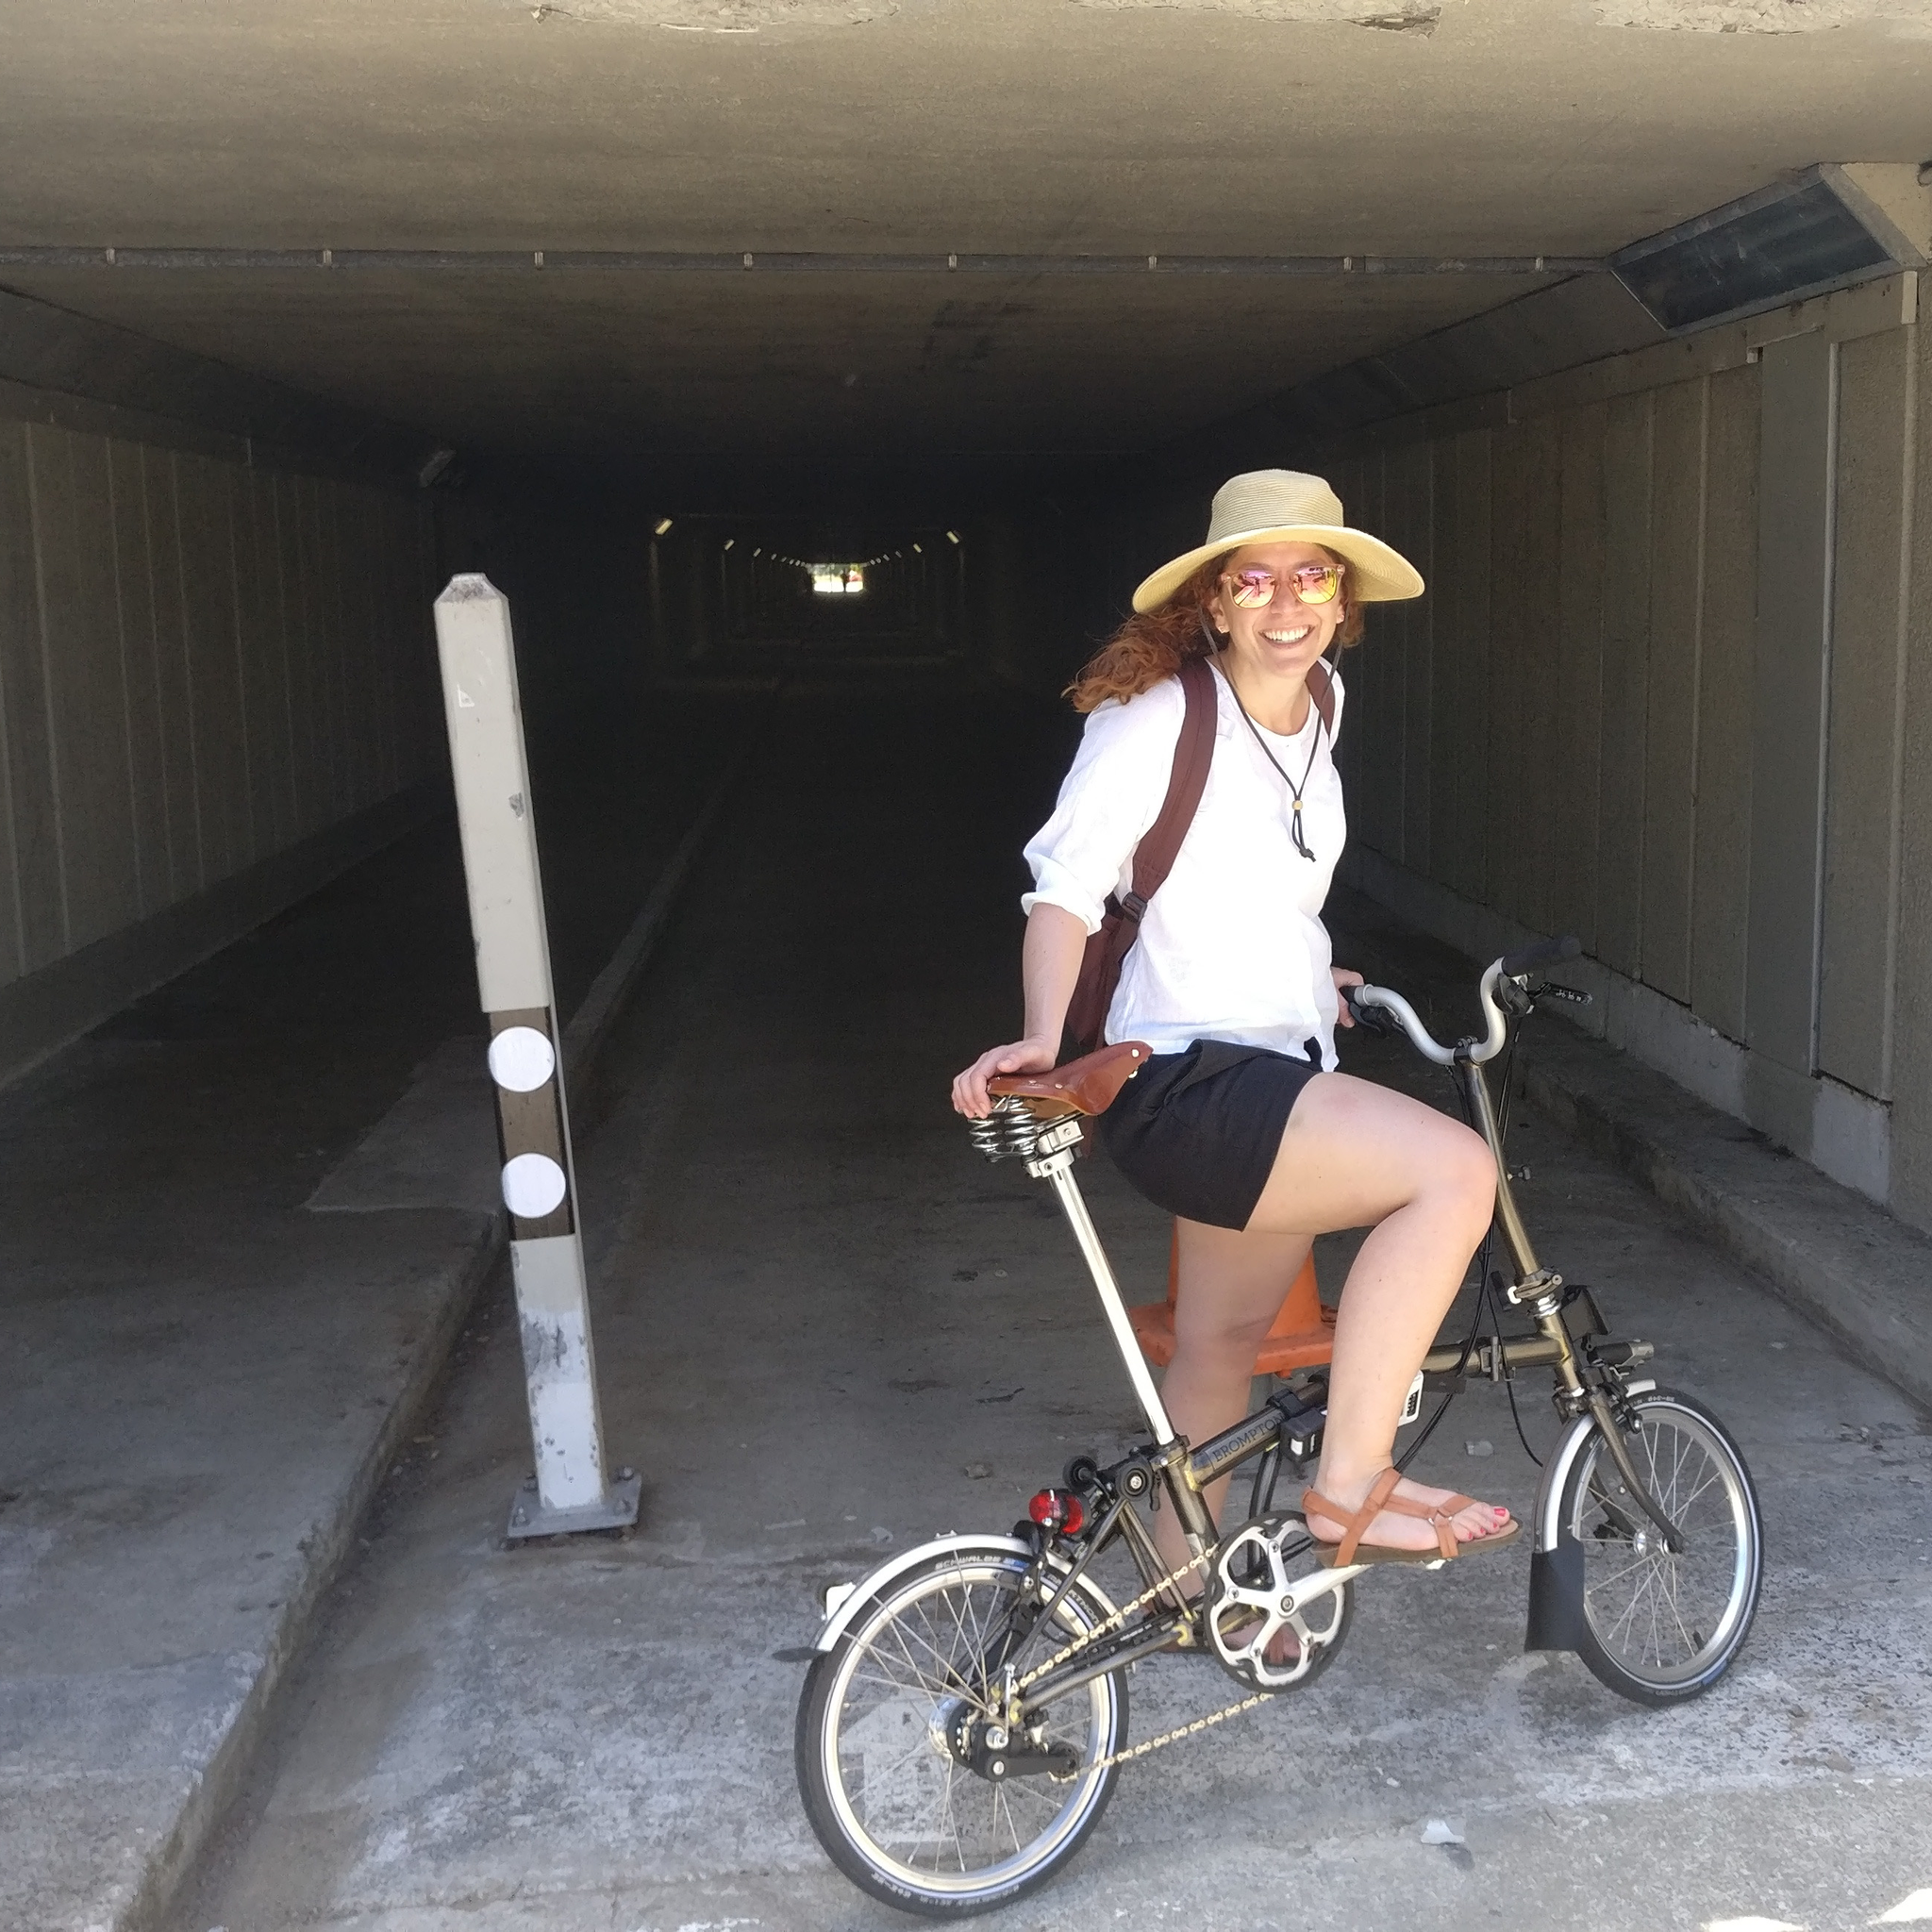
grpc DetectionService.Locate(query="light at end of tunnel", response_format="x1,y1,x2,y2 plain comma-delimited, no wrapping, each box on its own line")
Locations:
654,516,674,536
946,530,960,544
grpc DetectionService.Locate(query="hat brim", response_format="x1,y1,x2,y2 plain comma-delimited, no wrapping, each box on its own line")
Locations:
1131,523,1424,614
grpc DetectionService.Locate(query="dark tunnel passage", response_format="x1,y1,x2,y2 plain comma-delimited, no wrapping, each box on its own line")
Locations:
4,8,1932,1926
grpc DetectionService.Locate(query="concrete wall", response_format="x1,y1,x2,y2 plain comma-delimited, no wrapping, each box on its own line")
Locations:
1317,271,1930,1226
0,392,443,1083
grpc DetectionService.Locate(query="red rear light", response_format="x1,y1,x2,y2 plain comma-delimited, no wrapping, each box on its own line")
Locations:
1027,1489,1085,1536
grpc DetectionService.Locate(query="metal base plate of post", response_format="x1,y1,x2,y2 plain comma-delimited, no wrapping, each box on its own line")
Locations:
505,1469,643,1541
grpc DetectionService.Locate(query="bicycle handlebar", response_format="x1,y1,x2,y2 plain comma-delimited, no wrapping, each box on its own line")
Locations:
1349,982,1493,1065
1348,933,1583,1066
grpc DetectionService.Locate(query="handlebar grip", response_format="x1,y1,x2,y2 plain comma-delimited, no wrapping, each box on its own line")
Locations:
1498,934,1582,977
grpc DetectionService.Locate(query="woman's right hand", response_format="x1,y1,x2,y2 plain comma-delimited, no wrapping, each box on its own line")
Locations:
952,1037,1058,1118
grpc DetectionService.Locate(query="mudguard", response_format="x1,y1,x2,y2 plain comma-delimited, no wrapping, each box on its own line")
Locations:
1532,1412,1599,1554
810,1531,1120,1654
1524,1391,1654,1654
1524,1413,1597,1654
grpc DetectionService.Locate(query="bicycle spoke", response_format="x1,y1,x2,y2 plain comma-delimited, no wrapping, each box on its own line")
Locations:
817,1557,1120,1897
1566,1401,1757,1691
934,1755,962,1872
1674,1458,1724,1519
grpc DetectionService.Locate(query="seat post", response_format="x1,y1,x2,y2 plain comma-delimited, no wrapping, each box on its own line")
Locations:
1033,1152,1179,1447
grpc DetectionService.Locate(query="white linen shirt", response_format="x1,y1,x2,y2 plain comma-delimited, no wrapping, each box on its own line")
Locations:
1022,659,1347,1065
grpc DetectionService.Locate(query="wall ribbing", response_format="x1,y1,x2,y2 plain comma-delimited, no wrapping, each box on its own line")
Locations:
0,407,441,1066
1309,279,1923,1223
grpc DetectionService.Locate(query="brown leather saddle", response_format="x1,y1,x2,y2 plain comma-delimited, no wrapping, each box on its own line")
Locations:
986,1041,1151,1118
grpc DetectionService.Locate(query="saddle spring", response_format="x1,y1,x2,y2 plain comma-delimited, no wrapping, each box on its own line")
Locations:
967,1094,1049,1163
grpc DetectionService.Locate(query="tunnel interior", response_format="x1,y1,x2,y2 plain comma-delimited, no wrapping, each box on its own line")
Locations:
4,11,1932,1924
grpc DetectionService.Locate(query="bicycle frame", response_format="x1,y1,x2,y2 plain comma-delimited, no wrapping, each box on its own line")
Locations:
795,954,1762,1909
1008,1135,1367,1707
1011,956,1684,1671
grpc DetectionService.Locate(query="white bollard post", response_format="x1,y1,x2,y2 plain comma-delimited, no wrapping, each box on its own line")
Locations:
433,574,641,1539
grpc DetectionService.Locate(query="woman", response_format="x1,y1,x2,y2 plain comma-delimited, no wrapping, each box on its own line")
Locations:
952,470,1515,1570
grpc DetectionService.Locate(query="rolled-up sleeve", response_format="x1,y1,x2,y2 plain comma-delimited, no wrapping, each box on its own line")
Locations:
1021,680,1184,935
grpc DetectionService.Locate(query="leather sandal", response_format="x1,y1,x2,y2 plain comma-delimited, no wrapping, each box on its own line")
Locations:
1301,1466,1521,1569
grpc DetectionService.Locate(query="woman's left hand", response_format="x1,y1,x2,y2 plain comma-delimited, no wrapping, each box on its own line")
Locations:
1332,965,1364,1027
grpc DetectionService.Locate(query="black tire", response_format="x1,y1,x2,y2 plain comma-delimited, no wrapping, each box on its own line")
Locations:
794,1548,1126,1916
1557,1388,1762,1707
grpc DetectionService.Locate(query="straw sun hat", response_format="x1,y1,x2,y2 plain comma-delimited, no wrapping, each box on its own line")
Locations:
1131,469,1425,614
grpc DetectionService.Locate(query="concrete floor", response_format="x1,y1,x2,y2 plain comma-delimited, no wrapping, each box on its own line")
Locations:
0,698,739,1932
164,681,1932,1932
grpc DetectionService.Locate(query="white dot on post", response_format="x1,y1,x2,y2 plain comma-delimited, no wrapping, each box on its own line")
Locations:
502,1152,568,1219
488,1025,556,1092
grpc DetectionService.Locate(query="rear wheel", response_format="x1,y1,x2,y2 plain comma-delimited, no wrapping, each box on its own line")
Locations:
795,1549,1125,1916
1558,1389,1761,1706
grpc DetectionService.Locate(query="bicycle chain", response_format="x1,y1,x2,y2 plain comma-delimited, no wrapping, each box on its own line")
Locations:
1011,1547,1283,1775
1012,1549,1208,1691
1084,1690,1274,1772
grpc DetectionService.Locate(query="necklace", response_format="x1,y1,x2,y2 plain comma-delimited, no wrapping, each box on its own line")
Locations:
1220,659,1328,862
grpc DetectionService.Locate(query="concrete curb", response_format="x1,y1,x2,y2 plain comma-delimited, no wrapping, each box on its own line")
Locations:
1518,1027,1932,1418
120,744,753,1932
0,779,444,1095
559,734,754,1086
121,1210,503,1932
1339,899,1932,1421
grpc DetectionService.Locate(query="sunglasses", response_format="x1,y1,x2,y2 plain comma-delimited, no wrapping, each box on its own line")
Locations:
1222,563,1344,608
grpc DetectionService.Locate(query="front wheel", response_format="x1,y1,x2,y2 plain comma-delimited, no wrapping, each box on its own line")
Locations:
1557,1388,1762,1706
795,1549,1127,1916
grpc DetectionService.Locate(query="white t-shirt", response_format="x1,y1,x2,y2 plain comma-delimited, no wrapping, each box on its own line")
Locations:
1022,658,1347,1064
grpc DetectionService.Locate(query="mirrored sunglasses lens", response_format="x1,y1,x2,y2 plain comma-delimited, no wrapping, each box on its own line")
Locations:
1292,567,1341,605
1230,573,1274,608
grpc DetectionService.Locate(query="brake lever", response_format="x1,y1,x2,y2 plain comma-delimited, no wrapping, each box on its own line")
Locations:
1493,975,1535,1019
1530,980,1591,1008
1344,990,1396,1037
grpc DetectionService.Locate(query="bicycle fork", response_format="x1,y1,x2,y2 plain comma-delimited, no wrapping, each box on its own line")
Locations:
1452,1054,1688,1655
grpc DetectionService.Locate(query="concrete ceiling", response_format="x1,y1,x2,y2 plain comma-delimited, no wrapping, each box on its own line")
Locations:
1,0,1927,473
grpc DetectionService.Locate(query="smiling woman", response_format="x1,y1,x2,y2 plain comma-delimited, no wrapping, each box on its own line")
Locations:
1064,543,1365,713
956,468,1519,1584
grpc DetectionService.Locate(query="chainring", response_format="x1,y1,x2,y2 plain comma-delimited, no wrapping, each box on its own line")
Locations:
1202,1510,1354,1692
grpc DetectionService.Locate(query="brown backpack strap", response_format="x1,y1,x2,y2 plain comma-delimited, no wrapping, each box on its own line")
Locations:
1305,655,1336,739
1121,653,1218,920
1062,655,1218,1053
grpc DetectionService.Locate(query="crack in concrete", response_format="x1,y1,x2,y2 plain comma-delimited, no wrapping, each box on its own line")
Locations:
1074,0,1440,25
1593,0,1929,29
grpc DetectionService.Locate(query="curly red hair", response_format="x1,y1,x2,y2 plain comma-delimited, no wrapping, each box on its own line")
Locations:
1065,547,1365,713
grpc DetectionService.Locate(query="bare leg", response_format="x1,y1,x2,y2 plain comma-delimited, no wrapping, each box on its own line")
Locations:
1149,1223,1313,1580
1245,1073,1510,1552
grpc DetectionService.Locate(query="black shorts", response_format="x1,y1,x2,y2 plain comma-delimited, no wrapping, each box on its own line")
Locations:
1095,1038,1325,1231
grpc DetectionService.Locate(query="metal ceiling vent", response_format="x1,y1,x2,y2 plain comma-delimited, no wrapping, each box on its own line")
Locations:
1612,164,1926,334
